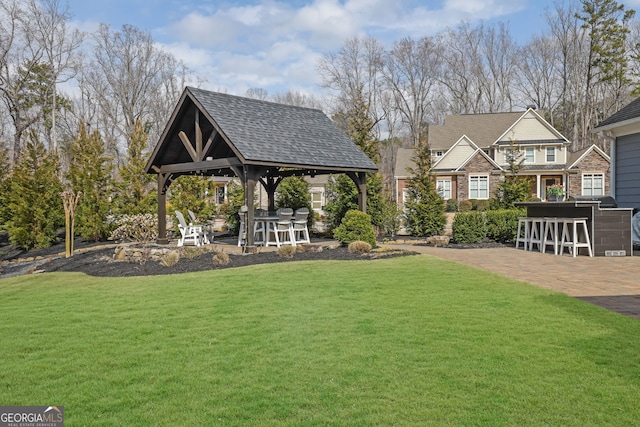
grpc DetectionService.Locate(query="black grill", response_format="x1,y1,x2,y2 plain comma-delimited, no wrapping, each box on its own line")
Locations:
569,195,617,208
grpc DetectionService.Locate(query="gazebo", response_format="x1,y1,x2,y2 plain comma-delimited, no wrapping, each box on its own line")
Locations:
145,86,378,246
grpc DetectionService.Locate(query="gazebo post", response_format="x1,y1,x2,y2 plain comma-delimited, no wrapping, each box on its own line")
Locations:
243,166,261,251
156,172,171,244
348,172,368,213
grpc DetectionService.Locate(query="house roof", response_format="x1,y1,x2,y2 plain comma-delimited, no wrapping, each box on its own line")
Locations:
394,147,416,178
146,86,378,176
428,111,524,150
594,97,640,130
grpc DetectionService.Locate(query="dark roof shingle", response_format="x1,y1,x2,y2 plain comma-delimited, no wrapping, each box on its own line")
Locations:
189,87,377,171
595,97,640,129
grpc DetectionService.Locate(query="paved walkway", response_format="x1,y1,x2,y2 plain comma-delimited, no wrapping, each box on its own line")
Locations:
388,243,640,319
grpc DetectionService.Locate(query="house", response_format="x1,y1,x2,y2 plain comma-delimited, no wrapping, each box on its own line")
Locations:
592,97,640,210
395,109,610,206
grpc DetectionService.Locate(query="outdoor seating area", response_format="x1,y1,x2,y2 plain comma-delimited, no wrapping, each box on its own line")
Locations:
516,216,593,257
175,210,213,247
238,208,311,248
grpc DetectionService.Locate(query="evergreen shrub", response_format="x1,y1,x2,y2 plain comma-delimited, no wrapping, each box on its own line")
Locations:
458,200,472,212
485,209,525,243
452,211,486,244
446,198,458,212
333,210,376,247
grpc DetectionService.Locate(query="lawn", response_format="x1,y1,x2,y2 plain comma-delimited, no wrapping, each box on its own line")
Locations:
1,255,639,426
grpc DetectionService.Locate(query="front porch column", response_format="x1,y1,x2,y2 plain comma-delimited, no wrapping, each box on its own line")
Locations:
536,174,541,200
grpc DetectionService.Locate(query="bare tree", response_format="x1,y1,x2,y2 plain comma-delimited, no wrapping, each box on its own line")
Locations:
25,0,83,151
245,88,269,100
317,36,386,136
436,23,485,114
0,0,45,162
78,24,189,164
546,0,589,146
515,35,563,121
382,36,441,147
274,91,323,109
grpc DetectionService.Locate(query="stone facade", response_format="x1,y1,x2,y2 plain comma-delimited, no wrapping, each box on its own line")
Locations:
457,153,500,200
568,150,611,197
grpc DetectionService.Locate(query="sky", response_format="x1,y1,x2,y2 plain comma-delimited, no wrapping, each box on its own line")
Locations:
62,0,640,98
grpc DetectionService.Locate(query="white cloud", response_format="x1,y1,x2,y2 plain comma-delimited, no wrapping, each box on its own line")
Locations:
68,0,535,96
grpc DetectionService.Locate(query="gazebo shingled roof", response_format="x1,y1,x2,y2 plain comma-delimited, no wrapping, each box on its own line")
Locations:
146,86,378,245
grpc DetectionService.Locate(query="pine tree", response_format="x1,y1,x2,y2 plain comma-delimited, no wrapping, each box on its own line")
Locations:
403,140,446,238
67,123,114,241
116,119,156,214
168,175,216,225
5,133,63,249
493,141,532,208
325,89,396,234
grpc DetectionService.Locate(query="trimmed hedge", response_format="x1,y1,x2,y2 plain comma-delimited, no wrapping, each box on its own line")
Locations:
452,208,524,244
452,211,486,243
485,209,526,244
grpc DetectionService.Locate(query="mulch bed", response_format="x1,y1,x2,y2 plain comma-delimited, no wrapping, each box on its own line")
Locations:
0,237,418,278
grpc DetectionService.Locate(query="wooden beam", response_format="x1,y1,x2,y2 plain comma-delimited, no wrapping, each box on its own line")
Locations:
195,110,203,160
178,131,198,162
202,131,216,160
158,157,242,174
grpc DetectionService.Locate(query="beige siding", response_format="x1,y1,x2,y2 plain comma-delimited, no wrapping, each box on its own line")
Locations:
498,113,558,142
436,139,476,169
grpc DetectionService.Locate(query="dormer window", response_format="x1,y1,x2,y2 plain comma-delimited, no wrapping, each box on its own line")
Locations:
546,147,556,163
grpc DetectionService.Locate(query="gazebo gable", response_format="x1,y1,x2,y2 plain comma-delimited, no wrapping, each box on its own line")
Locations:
145,91,242,178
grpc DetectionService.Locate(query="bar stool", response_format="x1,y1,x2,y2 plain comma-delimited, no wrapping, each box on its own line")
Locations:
542,217,561,255
516,217,531,250
528,217,544,252
560,217,593,257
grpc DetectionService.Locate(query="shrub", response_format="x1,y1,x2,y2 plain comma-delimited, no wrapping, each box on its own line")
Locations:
458,200,472,212
475,200,490,212
160,251,180,267
452,211,487,243
109,214,158,242
348,240,372,254
445,198,458,212
333,210,376,247
485,209,525,243
212,251,230,266
277,245,296,258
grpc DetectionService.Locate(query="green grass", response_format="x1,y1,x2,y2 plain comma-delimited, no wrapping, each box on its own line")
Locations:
1,255,640,426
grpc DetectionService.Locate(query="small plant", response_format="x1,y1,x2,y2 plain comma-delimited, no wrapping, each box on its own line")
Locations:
212,251,230,266
333,210,376,247
348,240,372,254
181,247,208,259
547,184,565,197
277,245,296,258
160,251,180,267
458,200,472,212
109,214,159,242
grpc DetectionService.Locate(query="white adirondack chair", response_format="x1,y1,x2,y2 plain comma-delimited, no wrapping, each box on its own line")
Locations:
175,211,202,247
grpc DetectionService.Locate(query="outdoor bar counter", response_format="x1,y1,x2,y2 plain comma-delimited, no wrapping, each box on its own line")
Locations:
515,200,634,256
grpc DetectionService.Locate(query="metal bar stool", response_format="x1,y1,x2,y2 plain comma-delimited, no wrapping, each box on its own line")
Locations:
560,217,593,257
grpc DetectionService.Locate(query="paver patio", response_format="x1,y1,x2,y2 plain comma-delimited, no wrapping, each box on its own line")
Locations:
391,244,640,319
